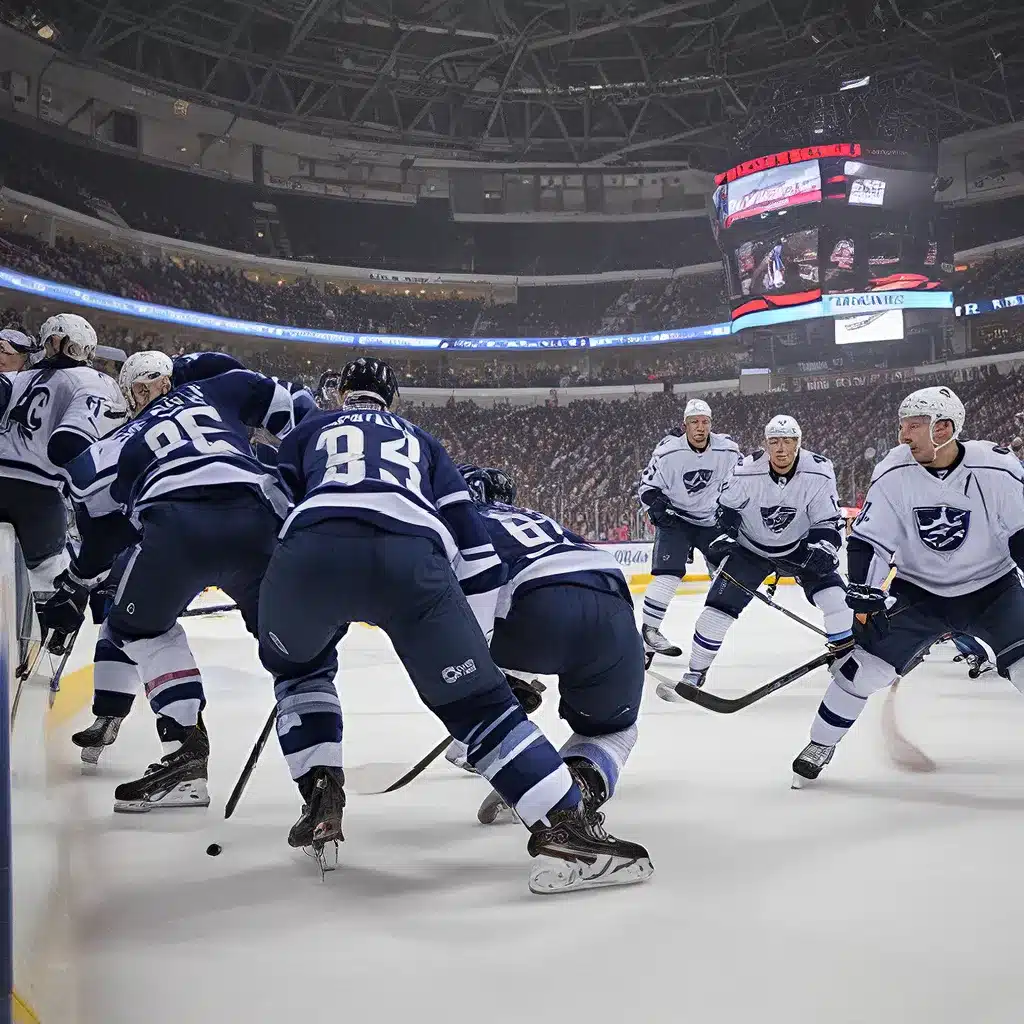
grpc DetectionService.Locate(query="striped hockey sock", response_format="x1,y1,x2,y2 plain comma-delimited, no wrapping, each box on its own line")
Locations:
688,606,736,672
643,575,682,630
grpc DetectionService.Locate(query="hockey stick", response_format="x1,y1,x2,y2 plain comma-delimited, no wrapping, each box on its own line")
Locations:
880,679,936,772
651,651,834,713
181,603,238,618
347,737,452,795
719,570,828,639
224,705,276,819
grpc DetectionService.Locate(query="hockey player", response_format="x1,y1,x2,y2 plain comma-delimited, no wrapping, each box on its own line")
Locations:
659,415,853,698
59,351,293,809
0,313,126,593
638,399,740,663
258,357,652,893
457,465,647,831
0,328,40,372
792,386,1024,784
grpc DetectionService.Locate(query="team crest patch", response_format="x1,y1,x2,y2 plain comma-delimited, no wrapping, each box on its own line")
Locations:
914,506,970,552
682,469,714,494
760,505,798,534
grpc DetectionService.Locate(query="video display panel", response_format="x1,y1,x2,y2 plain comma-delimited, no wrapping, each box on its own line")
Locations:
834,309,905,344
723,161,822,229
735,229,819,296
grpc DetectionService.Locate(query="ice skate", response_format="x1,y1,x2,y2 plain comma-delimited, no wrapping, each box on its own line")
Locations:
656,668,707,702
966,654,994,679
72,715,123,766
527,803,653,895
477,787,519,825
289,765,346,875
642,624,682,659
791,741,835,789
113,717,210,812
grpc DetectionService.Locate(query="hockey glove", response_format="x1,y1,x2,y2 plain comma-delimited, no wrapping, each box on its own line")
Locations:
645,495,675,528
708,533,738,564
845,583,888,617
38,569,90,655
506,674,545,715
793,539,840,577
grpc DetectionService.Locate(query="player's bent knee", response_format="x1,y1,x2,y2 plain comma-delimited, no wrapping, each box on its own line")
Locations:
831,648,898,699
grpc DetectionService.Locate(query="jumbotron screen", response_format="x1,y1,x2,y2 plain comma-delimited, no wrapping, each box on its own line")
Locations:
712,142,952,328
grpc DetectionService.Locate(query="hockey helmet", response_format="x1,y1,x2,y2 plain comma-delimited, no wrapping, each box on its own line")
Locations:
119,350,174,413
0,328,41,356
898,386,965,439
683,399,712,421
39,313,98,364
338,357,399,409
316,369,345,410
459,464,517,505
765,414,802,442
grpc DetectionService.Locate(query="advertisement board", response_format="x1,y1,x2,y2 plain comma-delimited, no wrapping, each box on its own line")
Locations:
834,309,905,344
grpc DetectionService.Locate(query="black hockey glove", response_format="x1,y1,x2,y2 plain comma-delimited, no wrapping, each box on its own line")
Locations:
645,495,675,528
506,674,545,715
37,569,90,655
708,533,738,564
793,539,840,577
845,583,888,617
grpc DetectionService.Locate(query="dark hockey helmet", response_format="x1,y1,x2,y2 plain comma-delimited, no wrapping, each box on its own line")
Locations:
337,357,399,409
459,464,517,505
316,369,345,410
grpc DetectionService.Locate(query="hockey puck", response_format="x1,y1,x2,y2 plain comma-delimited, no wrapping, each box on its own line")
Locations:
206,843,223,857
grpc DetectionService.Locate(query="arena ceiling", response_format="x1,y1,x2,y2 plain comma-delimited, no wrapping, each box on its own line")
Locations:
7,0,1024,165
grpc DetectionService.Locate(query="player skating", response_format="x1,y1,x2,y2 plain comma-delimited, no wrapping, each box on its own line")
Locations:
258,358,652,892
49,350,295,808
0,314,126,595
638,399,740,664
455,465,646,830
658,414,853,700
792,386,1024,785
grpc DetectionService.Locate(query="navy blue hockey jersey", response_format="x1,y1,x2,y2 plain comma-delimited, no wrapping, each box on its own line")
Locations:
277,407,504,636
112,369,294,520
477,503,629,617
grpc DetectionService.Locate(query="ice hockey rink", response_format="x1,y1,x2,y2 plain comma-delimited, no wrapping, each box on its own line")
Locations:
30,586,1024,1024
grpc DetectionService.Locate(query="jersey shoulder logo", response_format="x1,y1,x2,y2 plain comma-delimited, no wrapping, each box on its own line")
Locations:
7,383,50,439
682,468,714,494
914,505,970,552
760,505,798,533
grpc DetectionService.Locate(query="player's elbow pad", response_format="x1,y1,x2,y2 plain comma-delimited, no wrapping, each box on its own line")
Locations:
48,429,93,468
1010,530,1024,571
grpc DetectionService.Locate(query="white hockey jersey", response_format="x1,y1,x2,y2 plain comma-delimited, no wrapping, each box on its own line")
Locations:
852,441,1024,597
638,431,741,525
0,365,126,490
720,448,841,558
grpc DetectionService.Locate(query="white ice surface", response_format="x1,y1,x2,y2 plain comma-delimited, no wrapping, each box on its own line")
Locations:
47,592,1024,1024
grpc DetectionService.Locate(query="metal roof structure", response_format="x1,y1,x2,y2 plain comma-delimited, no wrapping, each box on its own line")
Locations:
6,0,1024,165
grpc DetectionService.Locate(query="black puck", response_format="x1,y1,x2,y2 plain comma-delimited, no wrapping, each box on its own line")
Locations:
206,843,223,857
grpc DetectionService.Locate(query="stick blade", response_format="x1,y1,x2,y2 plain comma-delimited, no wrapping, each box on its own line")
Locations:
346,762,418,795
881,680,937,772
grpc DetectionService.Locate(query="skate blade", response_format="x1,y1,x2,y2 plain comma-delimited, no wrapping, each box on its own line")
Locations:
113,779,211,814
80,746,104,766
528,853,654,895
791,773,809,789
305,840,340,877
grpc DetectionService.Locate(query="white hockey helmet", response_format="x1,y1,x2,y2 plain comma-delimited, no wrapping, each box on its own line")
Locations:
0,328,41,356
765,414,802,442
898,386,965,440
39,313,98,364
119,350,174,413
684,399,712,420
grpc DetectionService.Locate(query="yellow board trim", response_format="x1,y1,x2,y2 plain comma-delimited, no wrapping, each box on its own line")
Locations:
13,988,41,1023
43,665,95,733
